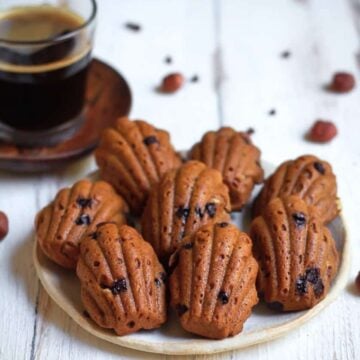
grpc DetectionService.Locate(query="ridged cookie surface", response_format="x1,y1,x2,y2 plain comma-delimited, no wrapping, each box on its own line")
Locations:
35,180,128,269
141,160,231,264
253,155,339,223
250,195,339,311
77,223,167,336
169,222,258,339
190,127,263,210
95,117,181,215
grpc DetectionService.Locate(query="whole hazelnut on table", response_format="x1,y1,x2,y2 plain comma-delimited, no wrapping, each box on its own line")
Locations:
160,73,184,93
0,211,9,241
307,120,338,143
330,72,355,93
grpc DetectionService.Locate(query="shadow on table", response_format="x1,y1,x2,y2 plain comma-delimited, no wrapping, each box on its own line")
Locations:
35,296,197,360
346,281,359,297
0,153,94,184
10,230,40,307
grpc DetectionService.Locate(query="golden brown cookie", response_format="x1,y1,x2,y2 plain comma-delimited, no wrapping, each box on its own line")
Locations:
253,155,339,223
189,127,263,211
76,223,167,336
141,160,231,264
169,222,258,339
35,180,128,269
95,117,181,215
250,195,339,311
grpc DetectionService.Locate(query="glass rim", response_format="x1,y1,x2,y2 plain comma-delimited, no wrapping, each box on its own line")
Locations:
0,0,97,45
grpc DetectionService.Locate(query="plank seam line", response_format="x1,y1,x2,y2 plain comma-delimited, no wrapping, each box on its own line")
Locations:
213,0,225,127
29,285,40,360
29,180,42,360
347,0,360,72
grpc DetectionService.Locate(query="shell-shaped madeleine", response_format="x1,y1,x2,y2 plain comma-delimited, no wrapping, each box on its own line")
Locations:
253,155,339,223
95,117,181,215
189,127,264,210
76,223,167,336
250,195,339,311
35,180,128,269
169,222,258,339
141,160,231,264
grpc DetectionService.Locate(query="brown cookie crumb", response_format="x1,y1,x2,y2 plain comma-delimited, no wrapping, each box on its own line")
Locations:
124,22,141,32
164,56,172,64
190,75,199,83
268,109,276,116
281,50,291,59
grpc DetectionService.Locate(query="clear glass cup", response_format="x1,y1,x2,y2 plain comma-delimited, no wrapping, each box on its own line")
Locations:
0,0,97,146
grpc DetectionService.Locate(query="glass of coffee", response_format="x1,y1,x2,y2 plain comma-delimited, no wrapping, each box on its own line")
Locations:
0,0,97,146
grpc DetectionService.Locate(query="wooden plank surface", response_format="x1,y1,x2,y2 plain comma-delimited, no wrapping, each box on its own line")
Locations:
0,0,359,359
220,1,360,357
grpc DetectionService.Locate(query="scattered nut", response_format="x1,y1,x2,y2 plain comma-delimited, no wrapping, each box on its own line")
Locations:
160,73,184,93
0,211,9,241
355,272,360,293
330,72,355,93
307,120,338,143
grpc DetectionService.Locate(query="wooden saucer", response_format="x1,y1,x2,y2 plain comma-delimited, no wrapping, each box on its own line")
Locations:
0,58,132,172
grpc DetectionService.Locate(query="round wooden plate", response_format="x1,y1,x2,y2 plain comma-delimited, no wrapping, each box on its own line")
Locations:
32,161,350,355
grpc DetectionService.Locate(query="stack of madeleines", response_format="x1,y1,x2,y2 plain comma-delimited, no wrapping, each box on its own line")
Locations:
35,117,340,339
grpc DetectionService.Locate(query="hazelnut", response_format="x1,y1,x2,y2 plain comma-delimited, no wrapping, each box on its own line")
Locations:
0,211,9,241
330,72,355,93
307,120,338,143
160,73,184,93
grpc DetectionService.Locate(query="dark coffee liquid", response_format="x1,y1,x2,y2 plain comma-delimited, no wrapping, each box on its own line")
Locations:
0,6,90,132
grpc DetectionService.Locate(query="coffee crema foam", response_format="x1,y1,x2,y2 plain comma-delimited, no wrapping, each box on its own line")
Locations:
0,5,90,73
0,45,91,73
0,4,92,132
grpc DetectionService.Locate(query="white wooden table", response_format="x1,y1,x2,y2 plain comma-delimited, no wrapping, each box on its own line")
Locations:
1,0,360,359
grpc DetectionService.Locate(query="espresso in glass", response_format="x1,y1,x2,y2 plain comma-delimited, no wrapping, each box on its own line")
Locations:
0,0,96,146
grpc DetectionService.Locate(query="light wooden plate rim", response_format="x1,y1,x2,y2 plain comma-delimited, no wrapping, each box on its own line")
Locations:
32,161,351,355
